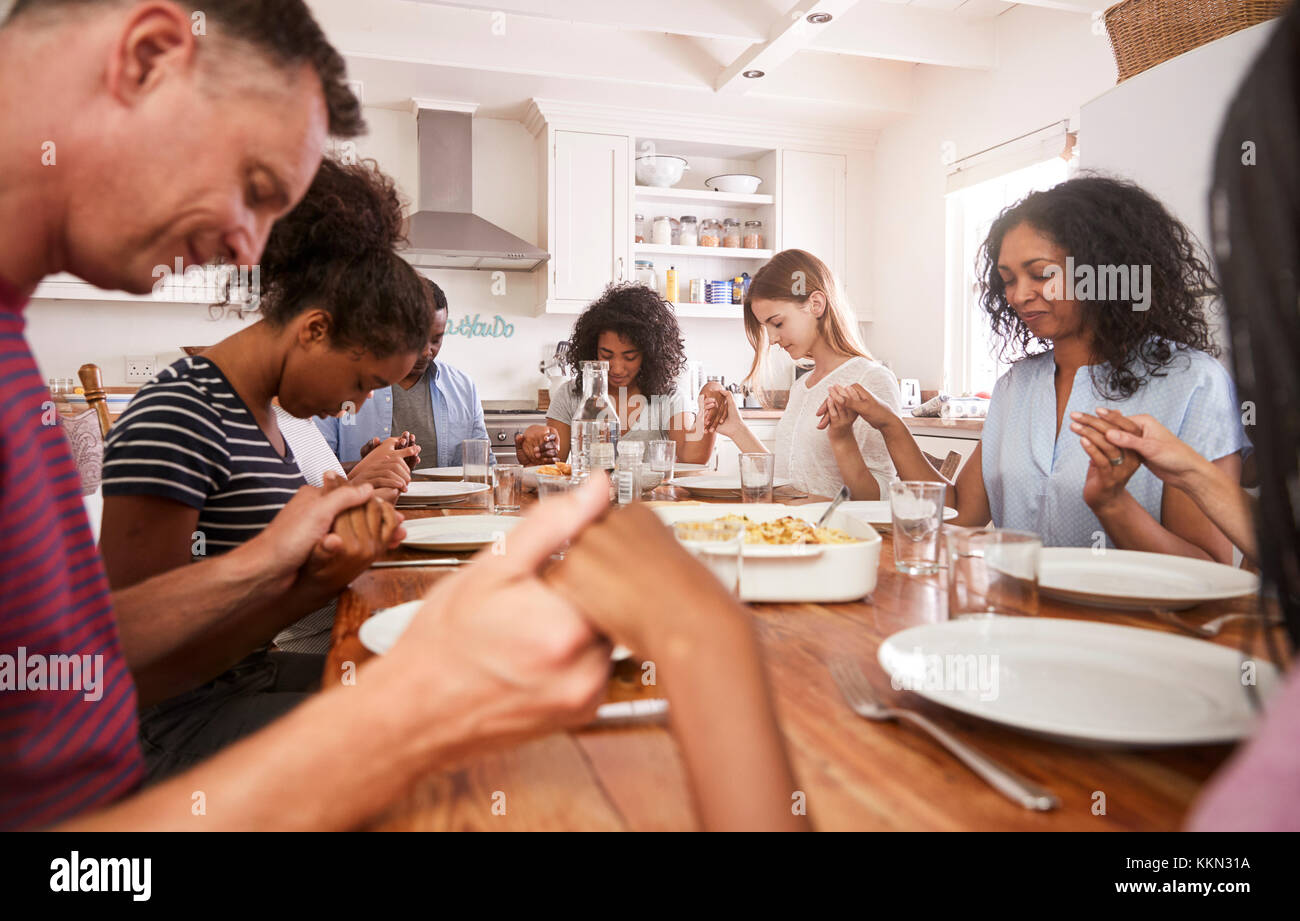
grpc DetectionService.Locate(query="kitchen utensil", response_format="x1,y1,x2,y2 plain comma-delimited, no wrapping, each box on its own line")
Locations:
817,485,851,527
636,155,689,188
704,174,762,194
370,558,466,569
828,659,1060,811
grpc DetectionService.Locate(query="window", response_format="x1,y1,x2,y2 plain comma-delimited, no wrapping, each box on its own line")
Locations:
943,124,1076,396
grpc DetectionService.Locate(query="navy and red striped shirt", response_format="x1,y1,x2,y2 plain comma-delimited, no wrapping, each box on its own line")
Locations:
0,276,143,828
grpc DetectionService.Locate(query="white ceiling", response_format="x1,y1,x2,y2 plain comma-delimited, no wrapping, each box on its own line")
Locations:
307,0,1094,129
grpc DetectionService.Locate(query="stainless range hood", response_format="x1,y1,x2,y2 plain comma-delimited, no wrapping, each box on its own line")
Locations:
402,106,550,272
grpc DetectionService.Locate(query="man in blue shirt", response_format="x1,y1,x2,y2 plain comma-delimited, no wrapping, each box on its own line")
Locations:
317,279,491,468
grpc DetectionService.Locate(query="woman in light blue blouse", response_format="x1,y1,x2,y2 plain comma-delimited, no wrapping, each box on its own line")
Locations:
818,176,1248,562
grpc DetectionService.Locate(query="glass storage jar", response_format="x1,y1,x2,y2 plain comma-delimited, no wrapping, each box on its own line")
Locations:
742,219,764,249
634,260,657,291
651,215,673,246
699,218,721,247
634,214,647,244
678,215,698,248
722,218,741,248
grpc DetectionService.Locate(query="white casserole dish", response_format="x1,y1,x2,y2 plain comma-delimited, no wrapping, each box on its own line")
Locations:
651,503,882,603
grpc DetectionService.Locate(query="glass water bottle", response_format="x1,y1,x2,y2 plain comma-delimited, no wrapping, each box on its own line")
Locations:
572,360,618,479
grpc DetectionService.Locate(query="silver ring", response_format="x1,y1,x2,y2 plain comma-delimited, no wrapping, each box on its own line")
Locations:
1109,450,1125,467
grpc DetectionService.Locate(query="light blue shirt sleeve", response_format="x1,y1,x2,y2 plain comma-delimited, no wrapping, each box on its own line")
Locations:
431,362,494,466
1171,350,1252,462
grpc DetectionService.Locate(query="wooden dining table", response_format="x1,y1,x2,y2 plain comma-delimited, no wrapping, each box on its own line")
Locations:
324,481,1281,831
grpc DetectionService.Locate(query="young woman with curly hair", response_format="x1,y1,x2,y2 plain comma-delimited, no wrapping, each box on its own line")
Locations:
97,157,429,777
515,282,721,465
705,249,903,500
821,176,1249,559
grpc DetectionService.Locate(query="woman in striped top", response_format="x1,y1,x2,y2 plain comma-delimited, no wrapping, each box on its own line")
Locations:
99,157,433,778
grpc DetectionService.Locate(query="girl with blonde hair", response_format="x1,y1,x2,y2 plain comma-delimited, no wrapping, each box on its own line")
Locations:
709,249,902,499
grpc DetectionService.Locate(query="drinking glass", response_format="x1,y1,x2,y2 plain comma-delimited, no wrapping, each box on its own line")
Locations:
890,481,947,574
461,438,491,486
647,439,676,482
946,528,1041,618
492,463,523,513
739,452,775,503
671,517,745,597
536,471,589,558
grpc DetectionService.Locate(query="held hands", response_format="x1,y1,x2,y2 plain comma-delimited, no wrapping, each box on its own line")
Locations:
515,424,560,465
815,383,897,433
699,382,740,437
544,502,744,657
379,475,614,748
1070,409,1143,513
360,432,421,470
300,473,405,592
250,475,379,585
350,434,420,501
1093,410,1210,490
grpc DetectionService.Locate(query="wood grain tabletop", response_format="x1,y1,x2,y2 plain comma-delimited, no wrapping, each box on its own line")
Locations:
323,484,1279,831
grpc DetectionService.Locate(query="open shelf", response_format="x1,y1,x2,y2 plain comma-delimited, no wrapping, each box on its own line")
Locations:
634,243,772,260
634,185,773,207
671,302,746,319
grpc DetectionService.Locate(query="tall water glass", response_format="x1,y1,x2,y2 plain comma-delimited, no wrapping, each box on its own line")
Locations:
462,438,491,486
946,528,1041,618
890,481,946,574
492,463,523,513
739,452,775,503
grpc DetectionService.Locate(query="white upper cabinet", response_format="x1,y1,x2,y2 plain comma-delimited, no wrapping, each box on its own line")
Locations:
779,150,847,283
550,130,630,307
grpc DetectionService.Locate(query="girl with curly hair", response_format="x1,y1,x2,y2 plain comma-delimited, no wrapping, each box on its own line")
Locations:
705,249,904,500
820,176,1249,559
515,282,721,465
98,157,429,776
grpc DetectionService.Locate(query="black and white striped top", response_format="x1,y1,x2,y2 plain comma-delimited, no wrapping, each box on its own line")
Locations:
102,356,306,556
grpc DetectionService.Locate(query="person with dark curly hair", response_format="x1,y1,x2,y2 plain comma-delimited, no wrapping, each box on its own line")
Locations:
515,282,722,466
97,156,431,777
817,176,1249,559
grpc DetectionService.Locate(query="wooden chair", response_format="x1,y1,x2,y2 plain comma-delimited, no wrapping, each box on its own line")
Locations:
921,449,963,482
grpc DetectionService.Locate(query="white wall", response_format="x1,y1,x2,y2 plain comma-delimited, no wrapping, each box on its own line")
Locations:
866,5,1116,390
26,107,766,399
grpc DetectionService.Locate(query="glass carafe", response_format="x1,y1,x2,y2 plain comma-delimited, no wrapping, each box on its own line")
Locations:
572,360,619,479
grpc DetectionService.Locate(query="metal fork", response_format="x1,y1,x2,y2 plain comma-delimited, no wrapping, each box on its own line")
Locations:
828,659,1060,811
1153,608,1283,638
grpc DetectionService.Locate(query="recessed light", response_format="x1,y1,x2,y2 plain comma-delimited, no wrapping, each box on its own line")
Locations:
806,12,833,24
742,69,765,79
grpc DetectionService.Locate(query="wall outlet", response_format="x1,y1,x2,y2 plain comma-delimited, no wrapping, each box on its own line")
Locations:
125,355,157,383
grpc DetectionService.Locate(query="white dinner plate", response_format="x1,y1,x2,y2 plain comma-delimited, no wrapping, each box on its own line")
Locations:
396,481,489,503
877,618,1279,747
413,466,463,481
361,600,631,661
1037,548,1259,611
800,500,959,528
667,473,792,498
400,514,519,551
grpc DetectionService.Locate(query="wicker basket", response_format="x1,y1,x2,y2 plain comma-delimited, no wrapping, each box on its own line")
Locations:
1104,0,1290,82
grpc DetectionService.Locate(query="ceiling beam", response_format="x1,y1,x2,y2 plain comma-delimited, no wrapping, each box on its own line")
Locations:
714,1,862,93
810,2,997,68
407,0,768,42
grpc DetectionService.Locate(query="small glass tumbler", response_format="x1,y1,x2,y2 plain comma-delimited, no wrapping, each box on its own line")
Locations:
492,463,523,513
739,452,775,503
671,517,745,597
946,528,1041,619
461,438,492,486
647,439,676,484
890,481,947,575
536,470,589,558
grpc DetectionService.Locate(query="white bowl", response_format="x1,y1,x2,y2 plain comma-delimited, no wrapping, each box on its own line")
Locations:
705,174,762,194
651,503,881,603
636,156,690,188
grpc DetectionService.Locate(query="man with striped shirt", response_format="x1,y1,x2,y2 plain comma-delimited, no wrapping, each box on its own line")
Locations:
1,0,614,830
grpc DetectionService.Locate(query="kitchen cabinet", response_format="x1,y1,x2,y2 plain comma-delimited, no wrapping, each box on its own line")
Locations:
714,418,779,477
547,130,630,310
779,150,846,285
